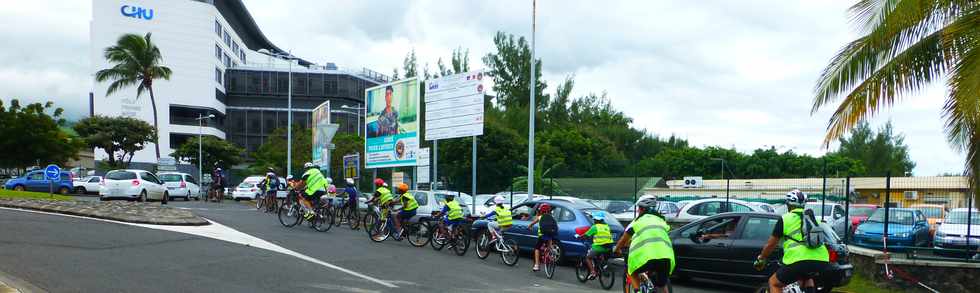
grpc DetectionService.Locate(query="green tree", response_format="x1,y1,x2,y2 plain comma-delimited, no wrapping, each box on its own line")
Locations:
402,49,418,78
328,133,364,183
73,115,156,168
834,121,915,176
812,1,980,193
0,99,82,169
172,136,244,172
250,126,313,178
94,33,172,159
451,46,470,74
483,32,547,110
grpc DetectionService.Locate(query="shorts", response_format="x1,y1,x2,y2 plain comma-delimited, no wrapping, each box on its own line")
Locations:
588,244,613,258
443,218,463,228
398,209,417,222
634,258,671,287
303,190,325,205
775,260,829,285
535,234,557,250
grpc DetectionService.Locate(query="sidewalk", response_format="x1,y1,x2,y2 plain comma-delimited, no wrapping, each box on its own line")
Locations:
0,199,208,226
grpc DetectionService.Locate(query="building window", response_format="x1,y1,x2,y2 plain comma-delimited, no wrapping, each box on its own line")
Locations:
232,42,239,55
215,44,221,60
214,20,221,36
215,68,222,85
224,54,231,68
240,51,246,64
223,29,231,47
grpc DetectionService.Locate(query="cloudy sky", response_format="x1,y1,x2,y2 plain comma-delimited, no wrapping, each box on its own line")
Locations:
0,0,965,175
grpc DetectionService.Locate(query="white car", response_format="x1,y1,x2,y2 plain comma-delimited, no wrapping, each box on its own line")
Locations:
404,190,472,222
746,202,777,213
232,176,286,200
934,208,980,253
475,193,538,216
99,169,169,201
612,200,681,224
72,176,102,195
805,202,848,237
672,198,766,224
157,172,202,201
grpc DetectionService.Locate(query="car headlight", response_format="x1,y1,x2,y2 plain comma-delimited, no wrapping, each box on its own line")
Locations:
897,232,910,238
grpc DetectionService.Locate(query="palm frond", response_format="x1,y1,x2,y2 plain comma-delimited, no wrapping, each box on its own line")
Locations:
105,78,139,97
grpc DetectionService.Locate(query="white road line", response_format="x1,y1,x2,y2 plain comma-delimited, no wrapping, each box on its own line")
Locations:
0,207,397,288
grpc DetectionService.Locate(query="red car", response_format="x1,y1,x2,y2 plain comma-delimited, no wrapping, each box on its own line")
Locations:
847,204,879,235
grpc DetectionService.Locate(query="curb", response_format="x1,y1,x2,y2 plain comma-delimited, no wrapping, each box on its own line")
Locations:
0,202,209,226
0,269,46,293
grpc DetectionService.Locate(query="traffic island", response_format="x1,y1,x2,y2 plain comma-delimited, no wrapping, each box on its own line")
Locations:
0,199,209,226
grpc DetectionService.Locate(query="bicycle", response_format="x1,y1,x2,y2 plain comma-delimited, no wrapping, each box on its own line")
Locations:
474,222,519,266
754,261,822,293
255,191,278,213
429,212,470,256
619,252,672,293
366,206,431,247
332,197,361,230
278,192,334,232
535,238,560,279
575,237,614,289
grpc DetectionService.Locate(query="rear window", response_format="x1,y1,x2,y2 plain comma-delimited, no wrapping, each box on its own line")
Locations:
159,174,183,182
106,171,137,180
238,182,254,188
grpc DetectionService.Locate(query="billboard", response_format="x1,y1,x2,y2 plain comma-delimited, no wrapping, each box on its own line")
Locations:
417,148,430,184
364,78,420,169
312,101,338,168
424,70,485,140
343,153,360,179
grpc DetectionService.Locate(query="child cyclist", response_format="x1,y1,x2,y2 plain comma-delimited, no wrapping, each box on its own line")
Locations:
575,210,615,279
529,203,559,272
482,196,513,241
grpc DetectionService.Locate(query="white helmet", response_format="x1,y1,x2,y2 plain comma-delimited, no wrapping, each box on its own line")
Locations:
326,177,333,184
493,195,506,205
785,189,807,207
303,162,314,169
346,178,355,185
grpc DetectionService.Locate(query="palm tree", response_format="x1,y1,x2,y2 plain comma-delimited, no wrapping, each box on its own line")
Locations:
95,33,172,161
812,1,980,195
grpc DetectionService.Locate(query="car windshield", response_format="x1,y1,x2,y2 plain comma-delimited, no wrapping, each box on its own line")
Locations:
805,204,835,217
867,210,915,224
560,199,600,210
601,201,631,213
915,207,943,218
105,171,136,180
159,174,183,182
849,207,876,217
945,211,980,225
238,182,254,188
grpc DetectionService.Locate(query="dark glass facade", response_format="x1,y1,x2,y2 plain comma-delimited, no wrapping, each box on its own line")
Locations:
223,69,377,155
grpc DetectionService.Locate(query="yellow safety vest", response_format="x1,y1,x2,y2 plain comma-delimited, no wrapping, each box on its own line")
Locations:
593,223,613,245
628,214,675,275
400,192,418,211
377,187,393,205
446,200,463,220
781,209,830,265
495,206,512,228
303,169,326,195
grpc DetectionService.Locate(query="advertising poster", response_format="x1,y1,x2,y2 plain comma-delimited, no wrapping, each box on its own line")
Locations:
343,153,360,179
424,70,485,140
312,101,338,168
364,78,420,168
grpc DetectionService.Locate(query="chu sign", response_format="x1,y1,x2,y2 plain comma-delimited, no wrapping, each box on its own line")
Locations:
121,5,154,20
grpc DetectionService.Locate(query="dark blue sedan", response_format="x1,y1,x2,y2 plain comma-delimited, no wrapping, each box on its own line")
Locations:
852,208,931,250
472,198,625,262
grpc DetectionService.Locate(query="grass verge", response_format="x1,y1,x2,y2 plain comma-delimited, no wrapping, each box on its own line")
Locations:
0,189,73,201
835,270,910,293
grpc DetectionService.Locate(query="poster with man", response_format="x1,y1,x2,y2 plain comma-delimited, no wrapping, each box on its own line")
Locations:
364,78,419,168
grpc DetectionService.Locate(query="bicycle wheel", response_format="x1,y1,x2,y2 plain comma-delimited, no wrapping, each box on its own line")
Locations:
500,239,519,266
348,207,361,230
476,231,491,259
599,257,615,289
575,258,590,283
451,225,470,256
368,216,390,242
430,226,447,251
312,206,333,232
544,245,559,279
255,195,264,210
363,212,379,239
278,203,301,227
407,222,431,247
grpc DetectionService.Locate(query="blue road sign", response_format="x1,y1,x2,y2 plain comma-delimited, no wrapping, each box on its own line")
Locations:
45,164,61,181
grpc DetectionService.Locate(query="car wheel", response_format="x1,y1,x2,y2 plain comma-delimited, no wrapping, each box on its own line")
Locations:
57,187,70,195
163,192,169,201
13,185,25,191
75,187,87,194
138,191,147,202
99,197,106,201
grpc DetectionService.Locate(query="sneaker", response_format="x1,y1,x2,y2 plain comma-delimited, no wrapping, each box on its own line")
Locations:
532,265,540,272
588,273,597,280
304,211,314,220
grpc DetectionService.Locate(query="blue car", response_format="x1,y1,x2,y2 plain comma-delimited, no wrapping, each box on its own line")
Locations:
3,170,74,195
852,208,931,250
472,198,625,262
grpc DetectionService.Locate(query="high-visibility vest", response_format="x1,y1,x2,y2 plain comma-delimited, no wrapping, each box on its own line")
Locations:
628,214,675,276
401,192,418,211
781,208,830,265
593,223,613,245
377,187,393,205
495,206,512,228
446,200,463,220
302,169,326,195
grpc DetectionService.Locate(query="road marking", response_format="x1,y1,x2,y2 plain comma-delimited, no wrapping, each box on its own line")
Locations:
0,207,397,288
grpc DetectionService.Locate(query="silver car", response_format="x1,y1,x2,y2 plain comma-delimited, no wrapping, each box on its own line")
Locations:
805,202,848,237
934,208,980,254
403,190,472,222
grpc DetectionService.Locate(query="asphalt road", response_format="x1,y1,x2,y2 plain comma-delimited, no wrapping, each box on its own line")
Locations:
0,197,742,292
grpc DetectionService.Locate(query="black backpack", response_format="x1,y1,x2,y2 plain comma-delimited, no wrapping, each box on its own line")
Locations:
539,214,558,236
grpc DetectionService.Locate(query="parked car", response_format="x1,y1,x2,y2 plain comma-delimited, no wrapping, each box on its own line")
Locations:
910,204,946,236
805,202,848,237
474,193,538,216
746,202,776,213
3,170,74,194
612,198,683,225
846,204,879,236
471,199,625,262
852,208,932,250
933,208,980,256
231,176,286,200
472,194,498,216
99,170,168,201
157,172,202,201
672,198,765,224
404,190,473,223
670,212,852,291
72,176,103,195
590,199,633,214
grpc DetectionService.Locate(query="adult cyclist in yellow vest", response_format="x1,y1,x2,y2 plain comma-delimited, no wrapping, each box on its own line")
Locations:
392,183,417,240
755,189,830,293
483,196,512,240
298,162,328,220
613,196,674,293
575,210,614,280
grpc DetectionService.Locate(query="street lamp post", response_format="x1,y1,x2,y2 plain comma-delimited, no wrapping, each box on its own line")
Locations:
341,104,366,137
258,49,296,177
196,113,215,196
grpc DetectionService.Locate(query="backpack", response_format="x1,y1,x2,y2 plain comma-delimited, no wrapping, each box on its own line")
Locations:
798,209,829,249
539,214,558,236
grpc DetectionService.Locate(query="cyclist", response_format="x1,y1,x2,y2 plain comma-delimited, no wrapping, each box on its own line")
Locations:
576,210,614,280
392,183,417,240
754,189,830,293
298,162,328,220
529,203,558,272
258,168,279,211
434,193,465,241
483,195,512,241
613,196,674,293
337,178,359,217
369,179,394,219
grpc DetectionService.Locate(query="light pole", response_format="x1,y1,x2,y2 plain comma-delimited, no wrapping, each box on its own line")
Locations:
341,104,366,137
527,0,537,196
196,113,215,196
258,49,296,177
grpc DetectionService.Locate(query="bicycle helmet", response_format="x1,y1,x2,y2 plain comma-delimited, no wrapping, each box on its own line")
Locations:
445,193,456,201
397,183,409,193
636,196,658,214
538,203,552,213
303,162,314,169
785,189,807,208
374,178,385,187
592,210,607,221
493,195,506,205
327,185,337,194
267,167,275,173
346,178,355,186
